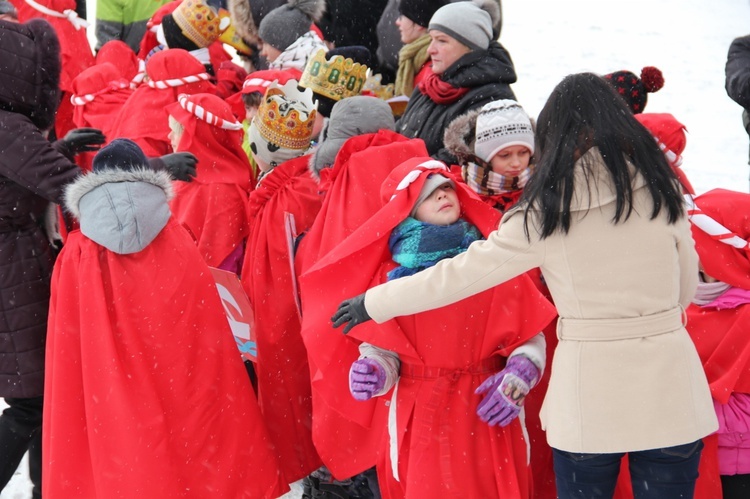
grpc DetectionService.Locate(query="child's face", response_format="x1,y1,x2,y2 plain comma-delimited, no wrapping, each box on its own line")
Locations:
245,105,259,123
414,183,461,226
168,115,183,153
490,145,532,177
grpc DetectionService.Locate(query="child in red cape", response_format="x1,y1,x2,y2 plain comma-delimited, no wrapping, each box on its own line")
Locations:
241,79,324,485
44,139,287,498
296,96,429,495
112,48,215,157
314,157,556,497
166,92,253,272
686,189,750,498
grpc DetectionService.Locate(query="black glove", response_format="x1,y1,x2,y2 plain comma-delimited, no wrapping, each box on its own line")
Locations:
331,293,371,334
55,127,106,157
160,152,198,182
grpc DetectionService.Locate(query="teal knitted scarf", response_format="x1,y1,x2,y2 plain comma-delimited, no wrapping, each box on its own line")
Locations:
387,217,483,280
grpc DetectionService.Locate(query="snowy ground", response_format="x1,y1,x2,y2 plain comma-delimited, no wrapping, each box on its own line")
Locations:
3,0,750,497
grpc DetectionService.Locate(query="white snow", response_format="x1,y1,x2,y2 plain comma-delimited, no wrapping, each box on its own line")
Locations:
3,0,750,497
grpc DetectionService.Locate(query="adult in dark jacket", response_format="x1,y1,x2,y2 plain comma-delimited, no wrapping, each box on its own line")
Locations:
0,18,92,498
395,0,515,165
725,33,750,187
0,18,194,497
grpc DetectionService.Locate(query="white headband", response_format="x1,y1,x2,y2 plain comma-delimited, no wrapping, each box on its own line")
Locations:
147,72,211,89
70,80,130,106
389,160,449,201
684,194,749,251
177,94,242,130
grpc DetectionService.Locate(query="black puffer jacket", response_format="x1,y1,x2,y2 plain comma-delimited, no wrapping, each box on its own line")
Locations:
0,19,81,398
395,41,517,164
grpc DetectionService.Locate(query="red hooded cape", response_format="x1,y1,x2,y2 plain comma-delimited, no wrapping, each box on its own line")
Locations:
301,158,557,498
166,93,253,267
71,62,133,141
240,154,324,483
96,40,145,87
295,130,429,479
112,48,216,157
44,219,288,498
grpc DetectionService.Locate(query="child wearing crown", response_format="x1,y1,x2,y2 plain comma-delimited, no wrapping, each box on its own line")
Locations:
242,79,325,485
165,92,253,272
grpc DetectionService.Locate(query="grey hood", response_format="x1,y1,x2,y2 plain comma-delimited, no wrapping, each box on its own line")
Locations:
309,96,395,180
64,168,174,254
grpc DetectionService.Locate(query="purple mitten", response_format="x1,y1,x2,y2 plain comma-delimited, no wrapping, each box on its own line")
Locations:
475,355,540,427
349,358,387,401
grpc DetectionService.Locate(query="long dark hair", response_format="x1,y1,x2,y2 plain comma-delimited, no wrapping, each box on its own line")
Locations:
520,72,684,239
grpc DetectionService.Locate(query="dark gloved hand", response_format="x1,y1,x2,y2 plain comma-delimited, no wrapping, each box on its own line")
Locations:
349,358,386,401
331,293,371,334
160,152,198,182
475,355,540,427
56,127,106,156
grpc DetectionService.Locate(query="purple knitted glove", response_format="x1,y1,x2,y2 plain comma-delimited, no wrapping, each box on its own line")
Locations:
349,358,387,401
475,355,540,427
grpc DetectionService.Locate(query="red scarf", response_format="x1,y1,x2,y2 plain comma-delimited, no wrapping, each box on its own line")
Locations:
418,71,469,105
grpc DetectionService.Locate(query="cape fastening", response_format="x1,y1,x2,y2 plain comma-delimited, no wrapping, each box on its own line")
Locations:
24,0,89,29
176,94,242,130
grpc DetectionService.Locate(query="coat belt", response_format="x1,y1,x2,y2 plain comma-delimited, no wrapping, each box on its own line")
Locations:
556,306,685,341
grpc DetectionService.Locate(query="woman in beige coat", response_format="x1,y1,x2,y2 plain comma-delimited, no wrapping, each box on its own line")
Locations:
333,72,717,498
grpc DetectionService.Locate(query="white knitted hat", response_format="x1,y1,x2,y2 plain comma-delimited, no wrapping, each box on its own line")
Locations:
474,99,534,162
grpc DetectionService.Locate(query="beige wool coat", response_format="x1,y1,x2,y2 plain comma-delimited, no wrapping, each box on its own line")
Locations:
365,148,718,454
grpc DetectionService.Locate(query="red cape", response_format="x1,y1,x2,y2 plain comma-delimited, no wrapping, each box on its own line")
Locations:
167,93,253,266
240,154,324,483
296,131,429,479
44,219,288,498
301,158,556,496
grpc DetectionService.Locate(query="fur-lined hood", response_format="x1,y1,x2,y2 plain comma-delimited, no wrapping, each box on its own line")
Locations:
64,168,174,254
443,107,482,166
443,105,536,166
0,19,61,131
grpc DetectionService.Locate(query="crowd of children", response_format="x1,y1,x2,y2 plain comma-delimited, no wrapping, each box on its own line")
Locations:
0,0,749,498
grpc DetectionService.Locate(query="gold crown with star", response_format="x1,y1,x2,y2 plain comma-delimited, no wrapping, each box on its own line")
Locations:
299,49,369,101
254,80,317,151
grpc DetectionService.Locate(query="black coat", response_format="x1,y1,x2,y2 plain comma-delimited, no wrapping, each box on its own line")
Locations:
0,19,80,397
726,34,750,111
396,41,517,164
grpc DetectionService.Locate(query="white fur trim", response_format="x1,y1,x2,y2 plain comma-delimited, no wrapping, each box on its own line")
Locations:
64,168,174,219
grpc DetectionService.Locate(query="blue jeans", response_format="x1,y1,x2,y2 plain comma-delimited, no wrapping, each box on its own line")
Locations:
553,440,703,499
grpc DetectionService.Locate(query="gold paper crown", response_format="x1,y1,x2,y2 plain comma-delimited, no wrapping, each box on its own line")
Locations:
363,73,395,101
173,0,230,48
254,80,317,151
299,49,369,101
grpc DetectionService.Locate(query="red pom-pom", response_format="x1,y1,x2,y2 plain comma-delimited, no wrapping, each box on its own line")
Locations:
640,66,664,93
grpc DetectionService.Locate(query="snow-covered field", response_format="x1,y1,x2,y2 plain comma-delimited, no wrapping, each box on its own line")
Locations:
3,0,750,497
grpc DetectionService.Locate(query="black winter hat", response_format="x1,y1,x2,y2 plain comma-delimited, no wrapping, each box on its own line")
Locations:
398,0,449,28
603,66,664,114
93,139,150,172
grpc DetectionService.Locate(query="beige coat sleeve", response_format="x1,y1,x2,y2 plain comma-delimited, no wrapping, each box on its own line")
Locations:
675,214,699,309
364,211,545,323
